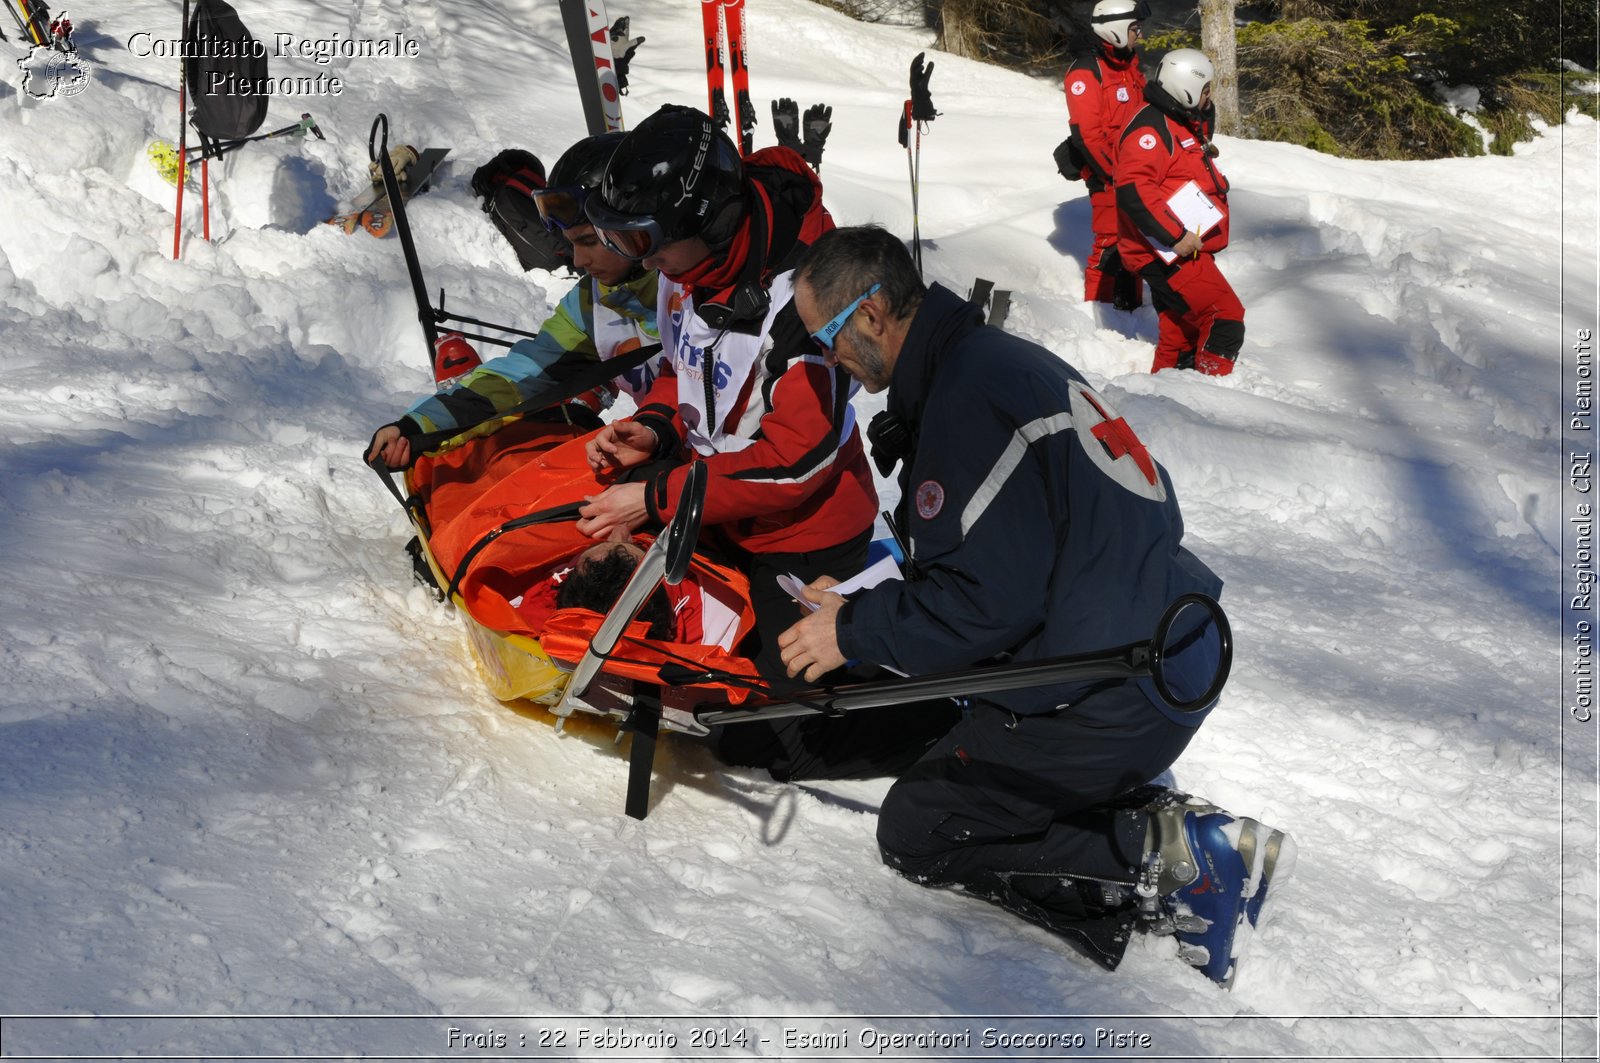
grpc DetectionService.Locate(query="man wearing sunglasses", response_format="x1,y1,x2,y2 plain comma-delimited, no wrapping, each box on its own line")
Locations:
367,133,669,470
775,226,1292,988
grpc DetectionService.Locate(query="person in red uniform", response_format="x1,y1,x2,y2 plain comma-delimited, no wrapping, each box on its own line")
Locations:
576,106,877,671
1114,49,1244,376
1064,0,1149,310
579,106,946,780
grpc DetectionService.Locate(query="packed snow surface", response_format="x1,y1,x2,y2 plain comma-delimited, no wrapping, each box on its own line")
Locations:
0,0,1594,1059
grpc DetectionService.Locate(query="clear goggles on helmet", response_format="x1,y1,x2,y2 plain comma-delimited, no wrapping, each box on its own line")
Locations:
530,186,590,232
1092,0,1151,23
585,195,674,262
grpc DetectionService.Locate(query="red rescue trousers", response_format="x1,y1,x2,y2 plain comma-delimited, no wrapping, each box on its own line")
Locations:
1084,188,1143,307
1141,253,1245,375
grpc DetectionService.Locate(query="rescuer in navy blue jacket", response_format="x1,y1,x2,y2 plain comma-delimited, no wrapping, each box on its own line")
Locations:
776,226,1294,985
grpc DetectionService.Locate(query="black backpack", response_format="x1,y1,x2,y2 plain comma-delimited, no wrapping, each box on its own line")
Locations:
1054,137,1089,181
471,150,570,273
184,0,269,141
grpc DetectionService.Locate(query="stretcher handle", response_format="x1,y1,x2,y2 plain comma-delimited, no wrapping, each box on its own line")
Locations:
664,462,708,586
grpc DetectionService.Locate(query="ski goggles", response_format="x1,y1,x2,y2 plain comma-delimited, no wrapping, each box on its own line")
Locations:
1091,0,1151,23
530,186,589,231
586,197,673,262
810,283,881,352
594,225,666,262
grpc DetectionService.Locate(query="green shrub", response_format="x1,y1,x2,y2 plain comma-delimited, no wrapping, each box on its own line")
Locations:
1477,66,1600,154
1233,16,1483,158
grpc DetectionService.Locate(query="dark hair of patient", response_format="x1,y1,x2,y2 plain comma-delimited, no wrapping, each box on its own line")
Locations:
554,548,675,640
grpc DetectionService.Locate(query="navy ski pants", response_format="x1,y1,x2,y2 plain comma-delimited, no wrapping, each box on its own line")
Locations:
875,683,1199,966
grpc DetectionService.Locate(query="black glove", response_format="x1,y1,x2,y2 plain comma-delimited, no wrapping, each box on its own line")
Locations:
801,103,832,169
866,411,915,478
610,18,644,95
909,52,939,123
771,97,802,152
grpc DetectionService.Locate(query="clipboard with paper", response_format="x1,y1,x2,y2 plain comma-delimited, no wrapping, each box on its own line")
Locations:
1150,180,1224,264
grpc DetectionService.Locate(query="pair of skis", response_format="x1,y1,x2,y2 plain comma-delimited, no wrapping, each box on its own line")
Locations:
701,0,755,154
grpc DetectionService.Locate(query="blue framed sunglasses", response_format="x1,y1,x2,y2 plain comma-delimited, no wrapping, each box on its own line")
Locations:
811,283,881,351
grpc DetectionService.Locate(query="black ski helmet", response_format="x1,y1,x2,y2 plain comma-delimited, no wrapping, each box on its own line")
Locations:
530,131,628,231
586,104,746,259
549,130,628,194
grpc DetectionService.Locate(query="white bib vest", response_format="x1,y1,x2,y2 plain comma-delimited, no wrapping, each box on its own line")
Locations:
657,271,857,457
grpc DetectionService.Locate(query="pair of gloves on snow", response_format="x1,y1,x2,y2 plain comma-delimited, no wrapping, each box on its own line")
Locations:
770,98,832,171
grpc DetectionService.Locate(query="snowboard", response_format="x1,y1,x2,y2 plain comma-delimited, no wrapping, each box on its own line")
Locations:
324,146,450,238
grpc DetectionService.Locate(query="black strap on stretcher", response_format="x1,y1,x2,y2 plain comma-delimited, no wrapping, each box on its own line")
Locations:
443,501,586,601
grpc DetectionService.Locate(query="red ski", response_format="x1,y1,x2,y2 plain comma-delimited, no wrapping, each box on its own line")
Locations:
723,0,756,155
700,0,730,132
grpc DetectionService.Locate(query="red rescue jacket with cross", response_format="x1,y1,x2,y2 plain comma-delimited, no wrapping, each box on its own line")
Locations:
1114,87,1230,273
629,147,878,555
1063,45,1147,193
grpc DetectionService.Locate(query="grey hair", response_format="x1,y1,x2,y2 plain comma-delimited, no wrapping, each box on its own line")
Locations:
793,225,926,322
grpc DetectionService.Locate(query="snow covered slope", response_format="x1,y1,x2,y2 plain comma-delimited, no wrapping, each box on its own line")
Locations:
0,0,1594,1057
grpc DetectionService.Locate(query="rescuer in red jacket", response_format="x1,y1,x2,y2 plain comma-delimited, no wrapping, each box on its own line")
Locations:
578,105,879,682
1115,49,1245,376
1064,0,1149,310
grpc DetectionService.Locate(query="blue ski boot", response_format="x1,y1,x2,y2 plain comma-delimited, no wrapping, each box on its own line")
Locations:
1137,793,1295,988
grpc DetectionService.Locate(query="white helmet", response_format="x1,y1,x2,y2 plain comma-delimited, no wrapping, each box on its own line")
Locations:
1156,48,1215,110
1091,0,1150,50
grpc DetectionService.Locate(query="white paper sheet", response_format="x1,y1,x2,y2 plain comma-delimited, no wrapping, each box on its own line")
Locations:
1150,179,1225,264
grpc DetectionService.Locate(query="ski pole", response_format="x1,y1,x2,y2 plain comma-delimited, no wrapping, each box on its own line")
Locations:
188,114,324,163
902,52,939,279
172,0,189,261
898,99,921,278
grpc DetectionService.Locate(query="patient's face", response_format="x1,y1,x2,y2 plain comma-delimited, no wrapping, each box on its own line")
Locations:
576,540,644,572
